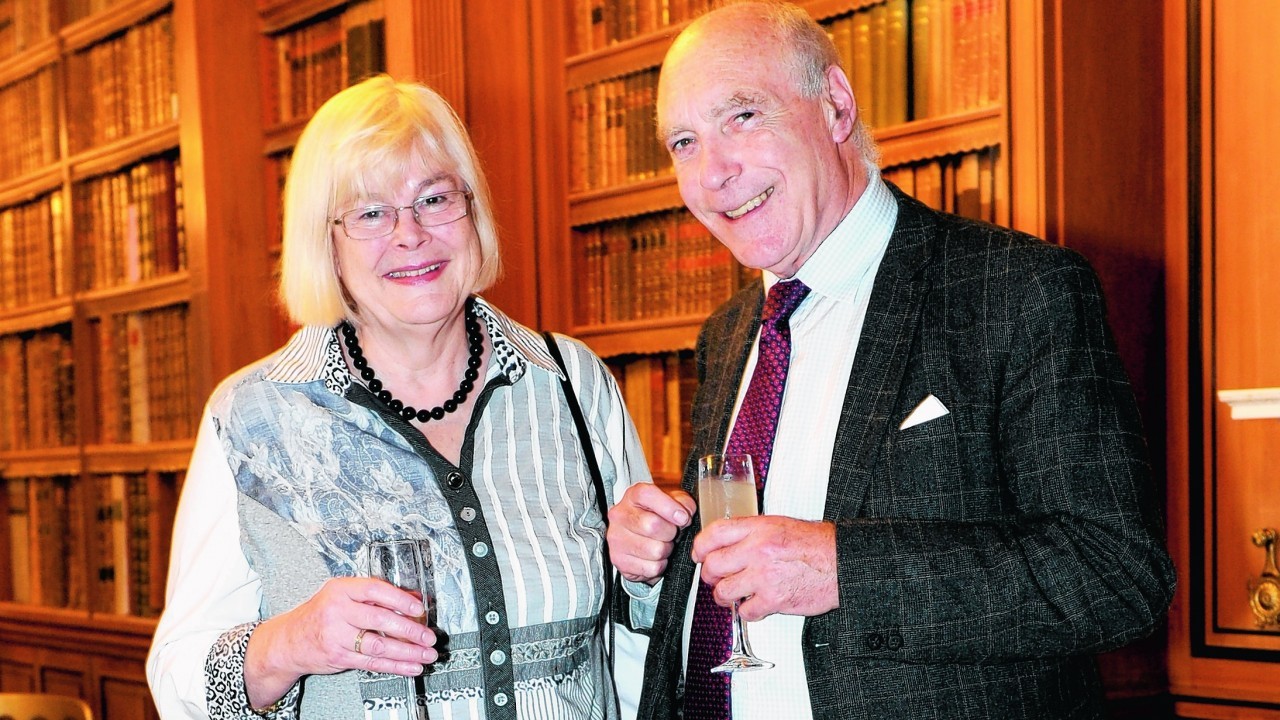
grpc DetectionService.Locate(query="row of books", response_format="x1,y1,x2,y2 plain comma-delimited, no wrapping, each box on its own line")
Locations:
0,192,67,310
829,0,909,129
571,0,715,56
576,207,760,328
905,0,1002,120
87,471,178,617
2,475,79,608
882,144,1000,224
574,145,997,329
0,66,58,178
0,0,52,61
267,0,386,126
1,471,179,616
838,0,1002,124
65,11,176,154
567,68,668,194
94,304,195,445
830,0,1002,128
72,153,185,292
609,351,695,480
0,328,76,452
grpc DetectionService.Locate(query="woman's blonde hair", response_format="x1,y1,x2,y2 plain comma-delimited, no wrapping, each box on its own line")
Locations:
279,75,502,326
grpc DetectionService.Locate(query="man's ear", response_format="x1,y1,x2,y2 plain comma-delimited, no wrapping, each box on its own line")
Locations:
824,65,857,144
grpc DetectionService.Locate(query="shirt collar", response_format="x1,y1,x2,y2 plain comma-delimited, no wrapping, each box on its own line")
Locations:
766,162,897,303
264,295,563,391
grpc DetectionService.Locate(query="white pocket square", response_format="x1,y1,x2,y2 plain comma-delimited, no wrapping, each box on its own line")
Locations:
900,394,949,430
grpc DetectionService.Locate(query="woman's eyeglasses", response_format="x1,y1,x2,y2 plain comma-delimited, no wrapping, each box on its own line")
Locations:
331,190,472,240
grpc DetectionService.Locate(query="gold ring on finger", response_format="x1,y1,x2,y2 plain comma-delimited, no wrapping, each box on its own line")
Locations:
353,628,368,654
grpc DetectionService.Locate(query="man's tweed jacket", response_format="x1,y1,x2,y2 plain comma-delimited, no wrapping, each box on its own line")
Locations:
632,187,1176,719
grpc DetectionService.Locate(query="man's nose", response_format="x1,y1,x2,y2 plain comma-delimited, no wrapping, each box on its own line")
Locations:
698,135,741,190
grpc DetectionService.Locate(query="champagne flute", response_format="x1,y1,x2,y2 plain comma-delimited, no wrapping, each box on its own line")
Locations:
697,453,774,672
368,539,434,626
364,539,434,720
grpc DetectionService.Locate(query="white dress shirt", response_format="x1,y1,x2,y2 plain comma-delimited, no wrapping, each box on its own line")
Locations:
681,168,897,720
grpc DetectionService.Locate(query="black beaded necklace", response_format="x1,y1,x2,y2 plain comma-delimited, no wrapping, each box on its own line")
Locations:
340,300,484,423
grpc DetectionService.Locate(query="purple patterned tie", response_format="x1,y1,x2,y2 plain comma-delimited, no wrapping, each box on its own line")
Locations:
684,280,810,720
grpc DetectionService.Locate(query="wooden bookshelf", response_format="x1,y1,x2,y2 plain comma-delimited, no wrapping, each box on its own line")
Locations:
0,0,552,715
0,0,271,715
558,0,1019,333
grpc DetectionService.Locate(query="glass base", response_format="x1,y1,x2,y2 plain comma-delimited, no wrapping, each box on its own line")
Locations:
710,653,775,673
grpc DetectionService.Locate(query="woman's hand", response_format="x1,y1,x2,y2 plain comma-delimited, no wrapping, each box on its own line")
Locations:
243,576,439,710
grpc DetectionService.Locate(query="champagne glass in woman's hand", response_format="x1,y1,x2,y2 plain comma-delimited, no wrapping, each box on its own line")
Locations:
368,539,434,626
697,454,774,672
364,539,434,719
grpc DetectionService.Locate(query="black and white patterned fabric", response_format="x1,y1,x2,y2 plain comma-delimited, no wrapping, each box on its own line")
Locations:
205,621,301,719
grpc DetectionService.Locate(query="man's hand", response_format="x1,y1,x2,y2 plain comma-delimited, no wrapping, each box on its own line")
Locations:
608,483,697,585
692,516,838,620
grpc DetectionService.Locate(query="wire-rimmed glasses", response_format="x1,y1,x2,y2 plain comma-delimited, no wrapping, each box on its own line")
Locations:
332,190,472,240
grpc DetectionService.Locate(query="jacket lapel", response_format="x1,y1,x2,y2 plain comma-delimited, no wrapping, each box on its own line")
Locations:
823,187,935,520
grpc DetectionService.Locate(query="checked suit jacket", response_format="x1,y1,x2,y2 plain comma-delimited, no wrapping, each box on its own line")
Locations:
632,187,1176,719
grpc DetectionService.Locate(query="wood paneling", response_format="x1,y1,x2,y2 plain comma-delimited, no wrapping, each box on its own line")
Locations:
0,608,153,719
1166,0,1280,714
1019,0,1172,704
0,659,35,692
101,675,160,720
39,666,86,700
460,1,542,329
1202,0,1280,645
175,0,274,399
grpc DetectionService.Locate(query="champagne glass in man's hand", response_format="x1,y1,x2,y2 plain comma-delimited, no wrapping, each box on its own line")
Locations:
697,454,774,672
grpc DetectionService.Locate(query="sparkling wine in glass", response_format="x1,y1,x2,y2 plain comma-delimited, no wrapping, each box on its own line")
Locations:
369,539,435,626
697,453,774,672
364,539,434,720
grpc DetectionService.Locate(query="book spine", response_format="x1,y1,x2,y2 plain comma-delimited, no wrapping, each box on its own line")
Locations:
6,478,31,603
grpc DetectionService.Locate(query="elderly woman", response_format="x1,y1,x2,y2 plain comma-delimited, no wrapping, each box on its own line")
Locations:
146,76,650,719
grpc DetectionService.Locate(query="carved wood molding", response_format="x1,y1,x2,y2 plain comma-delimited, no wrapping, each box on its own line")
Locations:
1219,388,1280,420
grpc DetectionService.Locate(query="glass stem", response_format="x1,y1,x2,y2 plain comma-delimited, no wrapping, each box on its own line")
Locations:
730,599,753,657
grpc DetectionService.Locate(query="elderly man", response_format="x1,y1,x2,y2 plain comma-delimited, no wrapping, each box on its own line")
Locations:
606,2,1176,719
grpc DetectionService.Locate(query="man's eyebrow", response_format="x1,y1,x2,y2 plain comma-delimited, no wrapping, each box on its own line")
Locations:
703,92,766,122
658,91,768,143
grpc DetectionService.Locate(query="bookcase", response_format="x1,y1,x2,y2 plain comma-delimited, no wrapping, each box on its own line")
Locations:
0,0,275,715
0,0,553,715
554,0,1019,487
